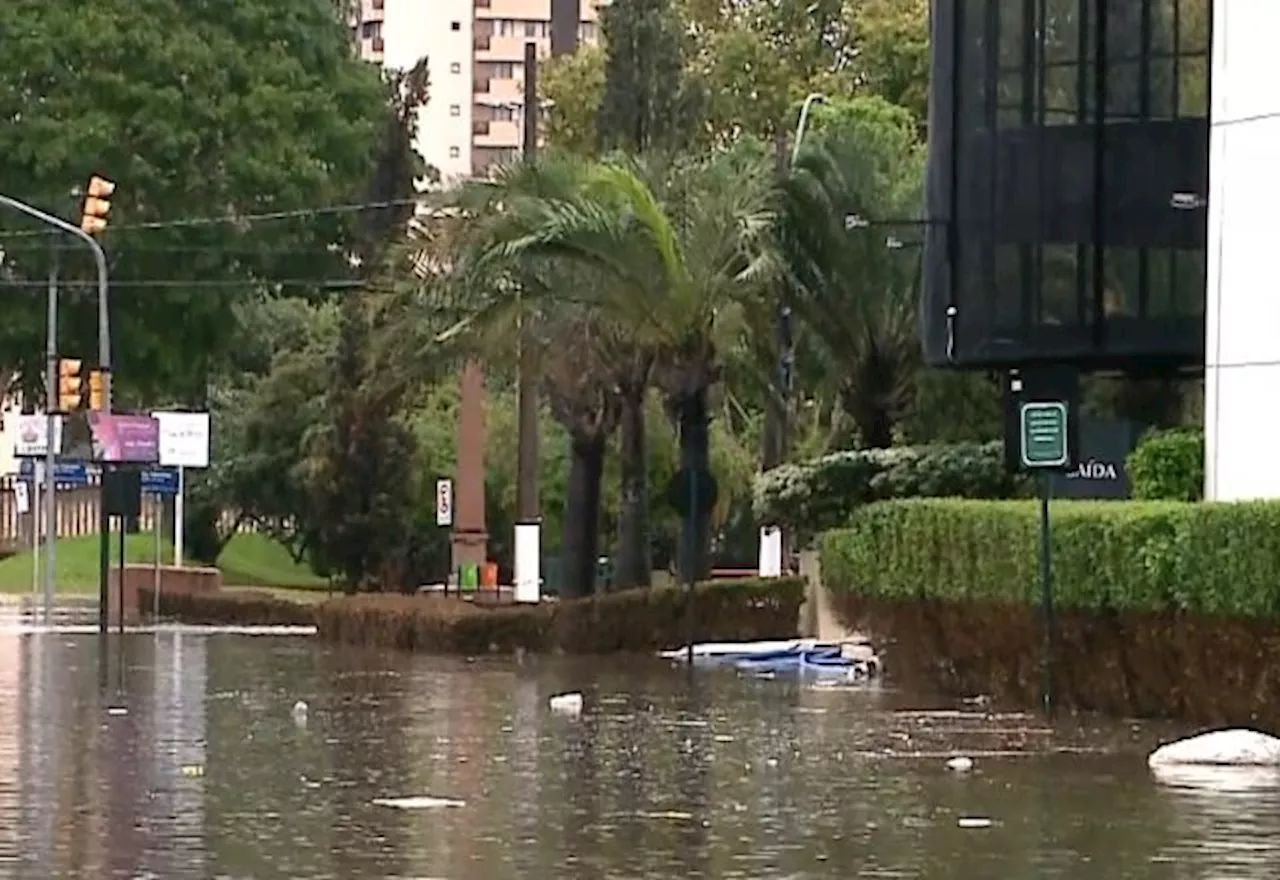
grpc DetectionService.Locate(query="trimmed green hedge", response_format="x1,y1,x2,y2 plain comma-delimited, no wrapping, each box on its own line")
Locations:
820,499,1280,616
754,441,1029,540
1127,427,1203,501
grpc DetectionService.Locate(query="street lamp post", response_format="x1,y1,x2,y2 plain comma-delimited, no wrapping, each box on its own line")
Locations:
760,94,825,579
0,193,112,625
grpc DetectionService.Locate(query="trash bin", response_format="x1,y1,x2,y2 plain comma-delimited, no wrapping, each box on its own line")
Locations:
458,563,479,592
480,561,499,589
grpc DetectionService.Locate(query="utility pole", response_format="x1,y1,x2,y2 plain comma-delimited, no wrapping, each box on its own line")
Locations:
513,41,542,601
760,94,824,575
43,244,58,624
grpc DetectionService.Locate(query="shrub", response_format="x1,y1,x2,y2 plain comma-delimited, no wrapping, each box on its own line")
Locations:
1127,427,1203,501
147,578,806,653
140,587,318,626
754,441,1029,541
820,499,1280,616
314,577,805,653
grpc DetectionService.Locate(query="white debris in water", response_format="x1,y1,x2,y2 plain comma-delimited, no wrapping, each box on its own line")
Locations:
372,795,466,810
549,692,583,716
957,817,992,829
292,700,309,725
1150,762,1280,792
946,756,975,772
1148,728,1280,767
107,706,128,716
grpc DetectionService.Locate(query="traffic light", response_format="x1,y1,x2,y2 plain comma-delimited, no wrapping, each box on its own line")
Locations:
87,368,105,412
79,175,115,235
57,358,84,412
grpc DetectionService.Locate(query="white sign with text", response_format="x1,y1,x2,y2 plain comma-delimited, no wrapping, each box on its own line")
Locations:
436,479,454,527
153,411,211,469
13,415,62,458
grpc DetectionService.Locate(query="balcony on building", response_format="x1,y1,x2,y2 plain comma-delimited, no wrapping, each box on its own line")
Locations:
921,0,1211,373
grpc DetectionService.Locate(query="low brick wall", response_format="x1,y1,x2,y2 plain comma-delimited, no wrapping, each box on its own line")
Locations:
110,564,222,624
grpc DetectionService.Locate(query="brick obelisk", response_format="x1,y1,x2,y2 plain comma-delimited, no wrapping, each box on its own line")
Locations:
451,361,487,572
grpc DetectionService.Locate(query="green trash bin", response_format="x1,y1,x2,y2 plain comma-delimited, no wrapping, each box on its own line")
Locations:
458,563,479,593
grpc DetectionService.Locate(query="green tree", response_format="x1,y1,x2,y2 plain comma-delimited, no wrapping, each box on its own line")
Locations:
0,0,390,400
471,149,780,580
848,0,929,123
781,96,925,448
540,45,607,154
304,289,421,591
597,0,707,153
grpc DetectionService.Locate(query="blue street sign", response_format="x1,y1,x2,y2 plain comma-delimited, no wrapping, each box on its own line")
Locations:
18,459,91,486
141,467,179,496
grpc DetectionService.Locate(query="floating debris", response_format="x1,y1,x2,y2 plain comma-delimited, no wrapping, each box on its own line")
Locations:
549,692,583,716
372,795,466,810
958,817,992,829
1148,728,1280,768
946,756,975,772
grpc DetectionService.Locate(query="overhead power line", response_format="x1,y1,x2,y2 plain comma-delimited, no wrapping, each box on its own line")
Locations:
0,196,425,242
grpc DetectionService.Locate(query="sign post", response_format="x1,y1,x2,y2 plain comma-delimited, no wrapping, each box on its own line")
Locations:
1019,400,1069,716
152,412,210,568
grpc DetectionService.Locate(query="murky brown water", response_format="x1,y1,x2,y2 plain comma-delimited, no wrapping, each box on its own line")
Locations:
0,605,1277,878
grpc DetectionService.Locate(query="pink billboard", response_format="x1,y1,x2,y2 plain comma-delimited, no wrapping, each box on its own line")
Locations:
88,414,160,463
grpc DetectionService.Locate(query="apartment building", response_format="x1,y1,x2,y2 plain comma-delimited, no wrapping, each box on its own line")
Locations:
349,0,602,183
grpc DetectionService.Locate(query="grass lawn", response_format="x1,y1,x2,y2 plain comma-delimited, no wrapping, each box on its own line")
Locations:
0,531,327,595
215,532,327,591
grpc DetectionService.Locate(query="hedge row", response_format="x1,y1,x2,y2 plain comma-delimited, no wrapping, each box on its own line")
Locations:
140,586,319,626
754,441,1028,541
144,578,806,654
314,578,804,653
820,499,1280,616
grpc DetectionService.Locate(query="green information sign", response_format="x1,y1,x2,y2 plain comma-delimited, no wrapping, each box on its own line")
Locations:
1020,401,1068,468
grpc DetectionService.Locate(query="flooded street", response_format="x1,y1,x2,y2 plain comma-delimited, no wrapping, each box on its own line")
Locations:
0,607,1276,877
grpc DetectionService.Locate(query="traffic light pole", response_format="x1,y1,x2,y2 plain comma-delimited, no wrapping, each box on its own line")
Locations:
44,246,58,623
0,192,113,633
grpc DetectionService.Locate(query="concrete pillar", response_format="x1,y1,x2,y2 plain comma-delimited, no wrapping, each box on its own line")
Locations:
451,362,488,569
1203,1,1280,500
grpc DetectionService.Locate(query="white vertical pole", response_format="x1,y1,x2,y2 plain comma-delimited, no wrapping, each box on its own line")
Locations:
174,466,185,568
31,471,40,601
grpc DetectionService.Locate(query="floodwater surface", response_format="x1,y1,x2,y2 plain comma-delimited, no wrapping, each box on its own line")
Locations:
0,602,1275,878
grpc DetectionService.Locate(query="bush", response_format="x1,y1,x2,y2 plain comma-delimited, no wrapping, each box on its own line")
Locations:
754,441,1028,541
1127,427,1203,501
314,577,805,653
820,498,1280,615
140,586,318,626
145,578,806,653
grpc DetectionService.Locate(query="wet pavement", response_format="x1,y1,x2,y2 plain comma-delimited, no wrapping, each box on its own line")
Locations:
0,600,1276,878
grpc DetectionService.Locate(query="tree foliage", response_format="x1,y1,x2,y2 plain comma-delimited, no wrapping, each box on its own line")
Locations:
0,0,391,402
597,0,707,153
540,45,607,155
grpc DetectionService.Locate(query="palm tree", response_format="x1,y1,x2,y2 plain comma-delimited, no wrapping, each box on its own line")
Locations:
780,97,925,448
444,156,635,597
475,147,780,580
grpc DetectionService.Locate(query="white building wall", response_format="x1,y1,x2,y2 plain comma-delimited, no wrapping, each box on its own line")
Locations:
1203,0,1280,500
383,0,475,186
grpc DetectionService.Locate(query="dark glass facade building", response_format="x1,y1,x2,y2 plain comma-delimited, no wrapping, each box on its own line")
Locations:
922,0,1212,369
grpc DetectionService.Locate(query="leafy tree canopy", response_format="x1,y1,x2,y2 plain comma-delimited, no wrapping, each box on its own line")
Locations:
0,0,392,403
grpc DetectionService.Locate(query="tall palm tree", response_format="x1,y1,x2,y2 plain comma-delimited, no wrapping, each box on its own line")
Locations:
475,147,780,579
780,97,925,448
444,156,635,597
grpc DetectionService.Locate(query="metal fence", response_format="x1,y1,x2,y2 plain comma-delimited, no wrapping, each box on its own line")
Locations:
923,0,1211,370
0,474,258,554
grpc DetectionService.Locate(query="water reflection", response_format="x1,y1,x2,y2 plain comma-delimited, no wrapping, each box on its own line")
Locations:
0,627,1274,877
